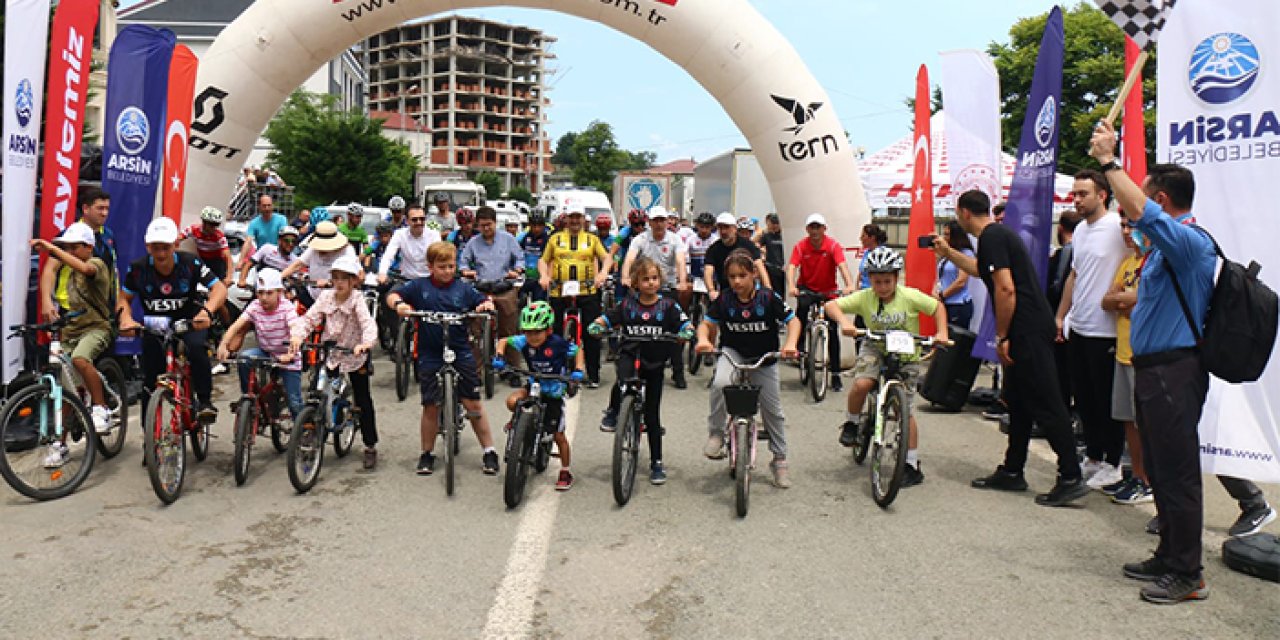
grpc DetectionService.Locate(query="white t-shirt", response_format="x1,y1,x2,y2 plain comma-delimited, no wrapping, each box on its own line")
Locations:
1068,210,1128,338
379,227,442,279
299,245,358,298
629,230,687,287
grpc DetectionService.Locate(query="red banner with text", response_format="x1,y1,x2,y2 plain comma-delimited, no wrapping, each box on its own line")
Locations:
39,0,100,241
161,44,198,222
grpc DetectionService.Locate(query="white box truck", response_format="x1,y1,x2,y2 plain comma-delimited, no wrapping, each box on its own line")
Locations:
537,187,615,230
692,149,775,218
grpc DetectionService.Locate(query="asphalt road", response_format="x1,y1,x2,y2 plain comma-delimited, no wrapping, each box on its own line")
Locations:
1,357,1277,639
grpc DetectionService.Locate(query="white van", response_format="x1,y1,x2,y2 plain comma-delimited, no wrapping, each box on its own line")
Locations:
538,187,615,230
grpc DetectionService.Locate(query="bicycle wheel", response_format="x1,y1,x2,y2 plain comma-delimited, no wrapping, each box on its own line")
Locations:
269,390,290,454
533,414,552,474
734,418,752,518
871,384,909,508
807,322,829,402
481,319,495,399
442,373,458,497
94,357,129,459
611,395,640,507
687,304,705,375
853,391,876,465
0,383,97,501
394,322,412,402
143,388,186,505
503,407,534,508
232,398,255,486
798,325,812,386
332,386,356,458
287,406,325,493
563,315,579,346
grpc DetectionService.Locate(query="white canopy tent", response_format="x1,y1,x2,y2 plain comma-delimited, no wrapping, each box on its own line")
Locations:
859,113,1077,215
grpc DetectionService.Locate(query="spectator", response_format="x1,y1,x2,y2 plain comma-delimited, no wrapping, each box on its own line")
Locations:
757,213,787,301
1101,219,1151,505
935,220,975,329
1046,212,1081,416
247,194,288,252
853,223,888,290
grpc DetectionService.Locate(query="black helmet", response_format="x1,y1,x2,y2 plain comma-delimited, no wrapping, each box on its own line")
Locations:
694,211,715,226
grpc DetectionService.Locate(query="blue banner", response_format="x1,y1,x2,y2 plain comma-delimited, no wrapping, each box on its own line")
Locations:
102,25,176,278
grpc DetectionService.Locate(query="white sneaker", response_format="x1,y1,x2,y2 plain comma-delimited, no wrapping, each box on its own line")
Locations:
91,405,111,434
211,363,229,375
1080,458,1103,480
42,442,69,468
1086,463,1123,490
704,434,726,459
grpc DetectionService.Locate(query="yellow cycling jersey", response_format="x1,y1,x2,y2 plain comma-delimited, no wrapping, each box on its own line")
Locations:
541,231,608,296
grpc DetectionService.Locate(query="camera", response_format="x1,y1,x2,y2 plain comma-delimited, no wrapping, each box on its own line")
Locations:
917,236,936,249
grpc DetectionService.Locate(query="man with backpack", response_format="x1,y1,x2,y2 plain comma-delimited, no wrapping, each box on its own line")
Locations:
1091,122,1275,605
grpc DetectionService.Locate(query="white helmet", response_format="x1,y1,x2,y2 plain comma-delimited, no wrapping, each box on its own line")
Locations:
388,195,406,210
863,246,904,274
347,202,365,217
200,206,225,225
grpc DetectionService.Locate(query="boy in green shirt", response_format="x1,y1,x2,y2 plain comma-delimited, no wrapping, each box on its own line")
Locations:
824,246,948,486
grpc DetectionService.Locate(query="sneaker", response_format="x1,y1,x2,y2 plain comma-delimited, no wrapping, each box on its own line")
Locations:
1102,475,1134,497
672,375,688,390
91,405,111,435
1035,476,1090,507
1228,503,1276,538
600,408,618,433
555,469,574,491
770,458,792,489
971,466,1029,492
196,400,218,424
1140,573,1208,605
1123,556,1171,582
650,462,667,485
902,463,924,487
482,450,500,475
1113,478,1154,505
211,363,229,375
362,447,378,470
704,434,725,459
830,375,843,392
1080,458,1103,480
981,402,1007,421
42,442,70,469
838,421,859,447
1146,515,1161,535
416,452,435,476
1086,463,1124,490
585,379,600,389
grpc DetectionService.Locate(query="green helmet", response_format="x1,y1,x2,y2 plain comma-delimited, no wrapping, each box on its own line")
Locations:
520,301,555,331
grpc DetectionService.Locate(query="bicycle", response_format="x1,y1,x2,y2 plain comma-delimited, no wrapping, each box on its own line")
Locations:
495,365,578,509
393,307,420,402
709,349,783,518
404,310,490,496
599,330,683,507
228,353,294,486
376,271,408,353
287,341,364,494
472,276,522,399
0,313,119,500
685,278,712,375
849,328,949,508
796,288,839,402
139,317,211,505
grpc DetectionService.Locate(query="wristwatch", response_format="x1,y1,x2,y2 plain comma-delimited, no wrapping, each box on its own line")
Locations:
1099,158,1122,173
996,335,1009,345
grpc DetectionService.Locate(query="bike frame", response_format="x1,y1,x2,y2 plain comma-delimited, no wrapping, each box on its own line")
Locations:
156,334,194,440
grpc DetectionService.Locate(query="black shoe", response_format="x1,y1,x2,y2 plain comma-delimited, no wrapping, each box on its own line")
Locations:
586,379,600,389
830,375,843,392
673,375,688,390
1146,515,1161,535
1035,476,1090,507
196,400,218,424
838,421,859,447
416,452,436,476
1228,503,1276,537
1123,556,1172,582
902,463,924,487
971,466,1028,492
1140,573,1208,604
482,450,500,475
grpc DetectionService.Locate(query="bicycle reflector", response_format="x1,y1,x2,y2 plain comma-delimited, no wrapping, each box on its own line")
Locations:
722,385,761,417
17,407,32,418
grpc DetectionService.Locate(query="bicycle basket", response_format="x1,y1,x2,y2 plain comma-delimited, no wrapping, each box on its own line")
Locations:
722,384,761,417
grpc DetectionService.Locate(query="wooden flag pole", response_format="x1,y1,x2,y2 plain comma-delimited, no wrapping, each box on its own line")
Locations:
1105,50,1149,125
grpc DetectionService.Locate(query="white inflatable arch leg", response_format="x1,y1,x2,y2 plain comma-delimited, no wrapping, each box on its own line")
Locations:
183,0,870,247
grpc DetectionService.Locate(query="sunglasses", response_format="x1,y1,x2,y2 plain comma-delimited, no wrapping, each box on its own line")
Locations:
409,217,426,223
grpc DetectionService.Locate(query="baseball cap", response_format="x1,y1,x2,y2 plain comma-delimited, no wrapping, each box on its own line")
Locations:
648,206,670,219
144,217,180,244
715,212,736,226
805,213,828,227
330,254,362,276
55,222,97,246
256,268,285,291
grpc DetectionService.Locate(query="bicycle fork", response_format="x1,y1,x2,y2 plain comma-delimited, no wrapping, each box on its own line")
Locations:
39,374,64,441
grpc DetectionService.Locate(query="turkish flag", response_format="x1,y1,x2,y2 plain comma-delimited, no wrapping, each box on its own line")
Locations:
161,45,198,223
1122,36,1147,184
906,64,937,335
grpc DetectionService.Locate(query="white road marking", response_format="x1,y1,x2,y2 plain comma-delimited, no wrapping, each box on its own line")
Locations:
481,396,580,640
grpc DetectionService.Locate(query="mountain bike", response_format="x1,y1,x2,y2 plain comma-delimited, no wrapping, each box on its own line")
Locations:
287,341,364,494
849,328,949,508
796,288,838,402
496,366,578,509
472,276,521,399
0,313,108,500
711,349,782,518
556,280,588,348
229,353,294,486
600,330,682,507
139,317,210,505
394,313,419,402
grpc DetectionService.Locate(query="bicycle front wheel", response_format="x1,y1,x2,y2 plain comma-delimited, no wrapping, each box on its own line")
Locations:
871,384,909,508
853,391,876,465
189,400,209,463
481,320,495,399
503,408,534,508
144,388,186,505
232,398,255,486
798,325,812,387
0,383,97,501
287,406,325,494
95,357,129,459
611,395,640,507
734,418,752,518
442,373,458,497
687,304,705,375
395,321,412,402
332,387,356,458
807,322,829,402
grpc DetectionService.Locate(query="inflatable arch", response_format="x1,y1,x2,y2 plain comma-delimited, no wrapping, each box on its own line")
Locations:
184,0,871,244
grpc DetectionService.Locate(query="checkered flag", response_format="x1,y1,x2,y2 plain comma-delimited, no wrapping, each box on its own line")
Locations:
1094,0,1177,51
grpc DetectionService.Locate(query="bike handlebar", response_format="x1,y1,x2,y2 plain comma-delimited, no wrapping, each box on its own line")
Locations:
405,310,492,324
594,329,685,343
852,328,954,349
705,350,786,371
8,310,85,336
496,366,579,385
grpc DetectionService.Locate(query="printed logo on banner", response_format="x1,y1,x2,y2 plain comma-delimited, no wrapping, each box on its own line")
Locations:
15,79,34,129
1189,33,1261,106
116,106,150,154
189,85,242,159
8,79,39,165
626,179,664,211
1035,97,1057,147
954,164,1001,201
772,94,841,163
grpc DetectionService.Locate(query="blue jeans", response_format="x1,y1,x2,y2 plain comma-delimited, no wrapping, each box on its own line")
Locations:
237,347,304,418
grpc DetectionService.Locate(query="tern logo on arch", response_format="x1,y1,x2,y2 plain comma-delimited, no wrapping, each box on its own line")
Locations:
1189,32,1260,106
771,94,823,136
773,94,839,163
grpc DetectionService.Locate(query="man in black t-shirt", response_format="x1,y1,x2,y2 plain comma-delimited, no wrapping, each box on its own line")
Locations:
703,212,771,298
756,213,787,301
931,190,1087,507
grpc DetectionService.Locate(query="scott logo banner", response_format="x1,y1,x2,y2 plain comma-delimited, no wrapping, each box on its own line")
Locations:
1158,0,1280,482
102,25,177,286
40,0,101,242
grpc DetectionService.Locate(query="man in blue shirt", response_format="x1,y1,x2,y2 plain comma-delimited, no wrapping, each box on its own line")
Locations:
247,194,288,253
461,207,524,359
1091,122,1273,604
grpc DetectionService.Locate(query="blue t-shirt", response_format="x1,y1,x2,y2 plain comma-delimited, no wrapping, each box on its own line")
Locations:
247,213,288,249
938,249,974,304
394,277,486,367
613,225,643,260
518,229,550,276
509,333,578,398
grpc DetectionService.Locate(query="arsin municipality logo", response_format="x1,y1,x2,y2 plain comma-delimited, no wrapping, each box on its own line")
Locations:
14,78,34,130
1189,32,1260,106
116,106,151,155
1034,96,1057,147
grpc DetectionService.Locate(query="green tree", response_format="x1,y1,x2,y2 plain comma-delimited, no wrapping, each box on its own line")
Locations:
264,91,417,209
474,171,502,200
553,132,578,167
507,185,534,206
988,2,1156,174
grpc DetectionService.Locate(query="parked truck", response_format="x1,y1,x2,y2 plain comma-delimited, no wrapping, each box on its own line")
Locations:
692,149,775,218
415,172,486,211
612,173,670,216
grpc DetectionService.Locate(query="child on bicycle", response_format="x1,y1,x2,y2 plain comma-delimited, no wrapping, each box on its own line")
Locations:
823,246,948,487
288,255,381,470
494,301,585,491
589,256,693,485
694,249,800,488
216,268,303,420
384,241,499,477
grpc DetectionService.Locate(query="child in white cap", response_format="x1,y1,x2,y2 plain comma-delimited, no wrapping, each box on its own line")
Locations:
217,268,304,420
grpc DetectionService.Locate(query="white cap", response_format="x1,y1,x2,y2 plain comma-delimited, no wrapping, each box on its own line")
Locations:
256,268,284,291
805,213,828,227
648,206,670,219
55,222,97,246
330,254,362,276
144,217,180,244
715,212,737,226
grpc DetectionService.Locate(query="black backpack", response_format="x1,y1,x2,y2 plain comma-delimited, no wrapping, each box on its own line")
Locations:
1166,226,1279,383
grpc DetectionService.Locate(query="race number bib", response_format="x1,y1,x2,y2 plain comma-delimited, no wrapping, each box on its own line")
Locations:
561,281,581,297
364,273,380,287
886,331,915,355
692,279,708,294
